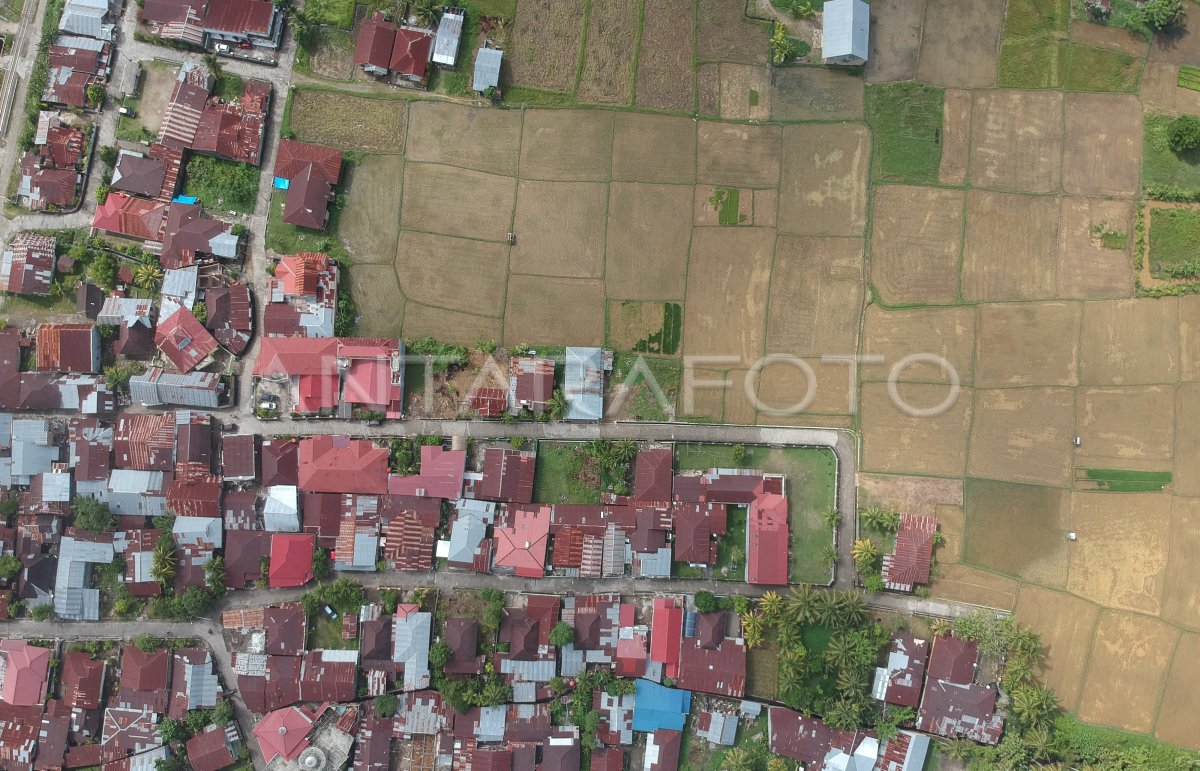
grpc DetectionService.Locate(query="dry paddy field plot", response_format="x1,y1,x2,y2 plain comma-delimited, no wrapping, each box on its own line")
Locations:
864,0,924,83
402,164,516,242
508,0,585,92
577,0,639,104
938,90,971,185
915,0,1004,87
974,302,1080,387
1056,197,1135,299
860,382,973,476
403,303,502,343
504,276,605,345
1139,61,1200,114
1173,383,1200,496
765,236,863,355
519,111,613,181
696,0,768,65
339,155,405,265
611,113,695,183
405,103,521,176
697,123,780,188
683,228,774,365
697,63,720,117
752,358,858,416
1068,492,1170,615
635,0,694,110
1161,497,1200,629
778,125,869,237
1155,633,1200,749
858,474,964,519
967,387,1076,487
1078,611,1178,733
1179,296,1200,381
1063,94,1142,197
395,232,508,317
864,305,974,384
963,478,1069,587
1013,586,1100,712
605,182,692,300
290,90,408,153
962,191,1060,301
928,563,1019,610
1069,19,1148,56
1080,299,1180,385
348,263,405,338
969,90,1064,193
510,181,608,278
869,186,964,304
719,64,771,121
768,67,863,121
1075,386,1176,470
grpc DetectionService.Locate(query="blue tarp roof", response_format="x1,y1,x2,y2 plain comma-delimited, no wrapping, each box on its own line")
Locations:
172,195,198,204
632,678,691,732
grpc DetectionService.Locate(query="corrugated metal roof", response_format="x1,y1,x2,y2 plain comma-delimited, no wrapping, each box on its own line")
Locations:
432,9,463,65
472,47,502,91
564,346,605,421
822,0,869,61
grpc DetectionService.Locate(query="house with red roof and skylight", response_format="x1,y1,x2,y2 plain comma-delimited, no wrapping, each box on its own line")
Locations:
269,533,315,588
746,492,789,586
649,598,683,679
253,706,317,764
155,305,218,373
298,435,389,495
491,505,551,579
0,641,50,707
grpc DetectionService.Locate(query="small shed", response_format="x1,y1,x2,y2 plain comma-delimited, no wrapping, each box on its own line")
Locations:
473,47,502,92
822,0,869,65
433,8,464,67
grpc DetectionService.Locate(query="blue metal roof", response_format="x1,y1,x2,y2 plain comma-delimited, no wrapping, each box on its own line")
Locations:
632,678,691,732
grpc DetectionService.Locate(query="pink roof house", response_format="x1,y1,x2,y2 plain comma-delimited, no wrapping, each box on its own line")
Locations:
0,641,50,706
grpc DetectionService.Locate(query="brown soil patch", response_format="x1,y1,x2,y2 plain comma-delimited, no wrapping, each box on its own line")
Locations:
933,504,964,563
928,563,1018,610
395,231,508,317
611,113,695,183
508,0,586,92
753,357,857,416
1150,9,1200,64
290,90,408,153
1155,633,1200,748
759,413,855,429
680,368,726,420
348,263,405,338
1180,296,1200,381
962,190,1060,301
869,185,963,304
766,235,863,354
1013,586,1100,713
138,63,179,135
696,0,768,65
339,154,404,265
753,189,777,227
858,474,964,519
974,302,1080,387
1067,492,1170,615
519,110,613,181
697,62,720,117
1063,93,1141,197
1069,18,1149,55
606,182,692,300
967,387,1076,487
697,123,781,188
607,300,667,351
1160,497,1200,629
861,305,976,385
1175,383,1200,496
719,64,771,120
1075,386,1176,469
968,90,1064,193
778,124,869,237
510,181,608,278
503,276,605,345
577,0,639,104
768,66,863,121
1077,611,1178,732
915,0,1004,87
1079,298,1180,385
1139,61,1200,114
405,102,522,176
308,28,355,79
403,302,502,344
724,371,760,425
938,89,971,185
860,382,973,476
682,227,774,365
402,163,517,242
635,0,695,110
1056,196,1135,299
865,0,926,83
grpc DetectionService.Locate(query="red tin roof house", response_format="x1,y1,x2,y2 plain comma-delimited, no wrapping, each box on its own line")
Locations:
354,13,433,86
746,492,789,586
883,514,938,592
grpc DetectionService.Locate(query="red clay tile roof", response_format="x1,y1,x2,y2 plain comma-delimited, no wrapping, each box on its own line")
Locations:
274,141,342,185
0,641,50,706
276,252,332,296
186,725,236,771
299,435,389,495
470,387,507,418
269,533,315,588
36,323,97,373
882,514,937,591
747,493,789,585
649,598,682,678
492,505,551,578
91,193,168,240
354,14,395,69
253,706,315,764
633,449,673,502
155,307,218,373
253,336,338,377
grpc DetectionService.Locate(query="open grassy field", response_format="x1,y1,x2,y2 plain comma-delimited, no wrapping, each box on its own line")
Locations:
1143,112,1200,192
1149,207,1200,277
963,478,1070,586
996,0,1070,88
1064,44,1142,91
864,82,943,185
183,155,259,214
289,89,408,152
532,442,601,504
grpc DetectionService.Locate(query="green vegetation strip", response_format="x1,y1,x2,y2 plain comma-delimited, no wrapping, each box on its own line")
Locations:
1142,112,1200,196
1084,468,1173,492
1180,65,1200,92
1148,207,1200,278
1064,44,1140,92
183,155,260,214
864,82,944,185
996,0,1069,88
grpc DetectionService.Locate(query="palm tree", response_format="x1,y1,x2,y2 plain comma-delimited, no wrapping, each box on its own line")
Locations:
1008,627,1044,665
1012,684,1058,730
860,506,900,533
151,541,176,585
779,645,807,674
823,698,862,731
548,390,568,420
1002,657,1033,690
612,439,638,462
939,738,975,761
133,262,163,289
1023,725,1055,761
766,758,791,771
820,543,839,569
759,591,783,621
410,0,441,26
775,622,802,652
851,539,880,571
743,623,765,649
835,666,868,696
930,618,953,637
812,590,838,627
480,680,509,706
742,610,764,639
721,747,754,771
786,584,818,623
834,590,868,629
48,277,73,300
824,634,856,670
822,507,841,529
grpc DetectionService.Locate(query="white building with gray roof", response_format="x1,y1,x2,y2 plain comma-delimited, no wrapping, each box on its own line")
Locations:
392,610,432,691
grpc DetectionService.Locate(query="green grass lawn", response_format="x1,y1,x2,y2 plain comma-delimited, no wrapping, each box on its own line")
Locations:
996,0,1070,88
533,442,601,504
1143,113,1200,193
608,353,681,422
214,72,245,102
1064,44,1140,92
746,642,779,700
702,715,771,771
1149,207,1200,277
675,443,837,584
183,155,259,214
672,561,704,578
715,506,747,580
307,613,358,650
864,82,944,185
301,0,357,28
0,0,22,22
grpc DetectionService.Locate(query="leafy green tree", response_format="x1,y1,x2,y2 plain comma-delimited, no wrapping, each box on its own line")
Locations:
72,497,115,531
30,603,52,621
134,634,165,652
862,573,884,595
0,555,21,580
721,747,754,771
86,83,104,108
89,252,119,289
379,588,399,614
429,642,451,668
213,699,234,725
1011,684,1058,730
548,621,575,647
374,693,398,718
482,603,503,632
694,590,719,613
1137,0,1184,29
1170,114,1200,153
180,587,214,618
191,301,208,324
204,556,225,596
185,709,212,734
311,548,332,582
159,717,190,744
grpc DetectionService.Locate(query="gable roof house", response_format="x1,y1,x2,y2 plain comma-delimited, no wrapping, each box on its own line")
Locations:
822,0,869,65
492,504,551,578
269,532,315,588
872,633,929,708
90,192,169,240
432,8,464,66
130,368,225,408
0,233,56,296
472,46,502,92
650,598,683,679
141,0,284,49
154,306,218,373
299,435,389,494
443,618,484,675
746,492,789,586
157,62,270,166
509,356,555,414
392,605,433,691
273,142,343,231
354,13,434,86
0,641,51,706
54,534,115,620
675,615,746,698
59,0,113,39
60,651,106,735
463,446,535,504
916,635,1003,744
203,282,252,355
882,514,938,593
186,723,239,771
36,323,100,373
564,347,607,421
115,646,170,714
265,252,338,338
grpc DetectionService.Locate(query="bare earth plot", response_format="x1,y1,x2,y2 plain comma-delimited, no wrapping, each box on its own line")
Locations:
605,183,692,300
720,64,771,121
1079,299,1180,386
682,227,774,365
507,0,586,92
695,0,768,65
1160,497,1200,629
869,185,964,304
1062,93,1142,197
405,102,522,176
962,191,1061,301
401,163,517,242
504,276,606,345
697,123,781,188
1013,585,1100,713
519,110,613,181
1069,18,1148,56
860,382,973,477
973,302,1080,387
395,232,509,318
510,181,608,278
966,387,1076,488
1077,610,1178,733
915,0,1005,87
778,124,870,237
403,303,503,343
929,563,1019,610
1156,632,1200,748
611,113,696,183
865,0,925,83
1075,386,1176,471
765,235,864,355
861,305,977,386
1067,492,1171,616
969,90,1064,193
1056,197,1135,299
768,67,863,121
339,155,405,265
1139,60,1200,114
753,357,859,417
1181,296,1200,381
938,89,972,185
1173,383,1200,496
577,0,640,104
635,0,694,110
